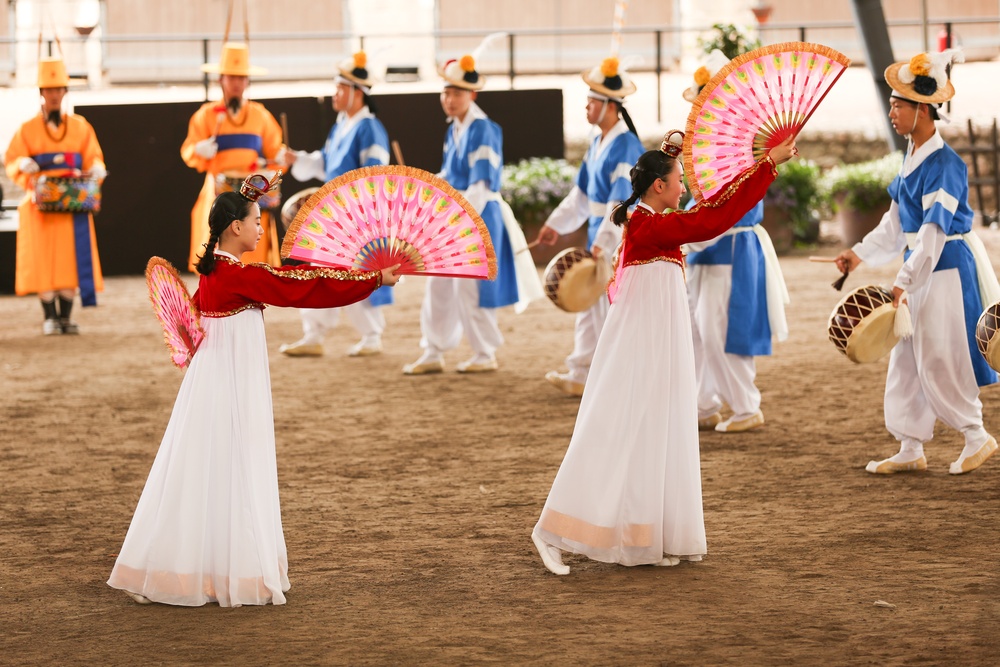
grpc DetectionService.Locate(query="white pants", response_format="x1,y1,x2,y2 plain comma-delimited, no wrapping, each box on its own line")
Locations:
884,269,987,449
297,300,385,346
562,295,610,384
689,265,761,421
419,276,502,358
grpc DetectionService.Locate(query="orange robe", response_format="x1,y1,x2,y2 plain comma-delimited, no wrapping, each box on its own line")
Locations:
4,114,105,299
180,100,285,271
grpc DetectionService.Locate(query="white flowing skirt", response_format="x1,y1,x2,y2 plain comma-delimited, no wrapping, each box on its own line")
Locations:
534,261,707,566
108,309,289,606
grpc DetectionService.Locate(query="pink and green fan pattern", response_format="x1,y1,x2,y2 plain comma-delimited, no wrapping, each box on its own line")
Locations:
684,42,850,201
281,166,498,280
145,257,205,369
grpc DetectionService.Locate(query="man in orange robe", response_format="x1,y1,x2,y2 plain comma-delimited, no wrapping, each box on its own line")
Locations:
181,42,286,270
4,56,106,335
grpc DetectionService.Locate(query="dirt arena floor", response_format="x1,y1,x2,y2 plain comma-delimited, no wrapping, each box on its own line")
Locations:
3,234,1000,666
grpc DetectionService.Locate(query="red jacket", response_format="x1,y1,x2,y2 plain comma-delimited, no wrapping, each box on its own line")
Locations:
193,253,381,317
618,155,778,271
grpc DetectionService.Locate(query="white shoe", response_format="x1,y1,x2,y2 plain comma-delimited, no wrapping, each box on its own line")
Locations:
949,436,998,475
655,556,681,567
531,530,569,575
698,412,723,431
127,592,152,605
279,340,324,357
865,455,927,474
402,356,445,375
347,340,382,357
544,370,584,397
43,318,61,336
715,411,765,433
456,357,498,373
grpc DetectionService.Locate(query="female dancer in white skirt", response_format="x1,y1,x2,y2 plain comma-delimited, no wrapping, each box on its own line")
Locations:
108,184,399,606
531,132,796,574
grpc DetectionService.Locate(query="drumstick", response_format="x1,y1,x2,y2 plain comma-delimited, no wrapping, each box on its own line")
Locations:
516,240,540,255
808,256,838,263
280,112,289,147
391,140,405,166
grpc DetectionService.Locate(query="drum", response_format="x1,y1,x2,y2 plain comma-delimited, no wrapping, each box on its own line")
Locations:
216,170,282,210
280,187,319,232
975,301,1000,372
828,285,899,363
543,247,610,312
34,175,101,213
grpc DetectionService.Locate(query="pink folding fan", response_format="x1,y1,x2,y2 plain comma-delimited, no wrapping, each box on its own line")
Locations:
145,257,204,369
684,42,850,201
281,166,497,279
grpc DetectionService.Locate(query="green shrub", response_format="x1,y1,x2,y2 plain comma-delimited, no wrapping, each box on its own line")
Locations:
765,159,822,241
698,23,761,59
821,152,902,213
501,157,577,226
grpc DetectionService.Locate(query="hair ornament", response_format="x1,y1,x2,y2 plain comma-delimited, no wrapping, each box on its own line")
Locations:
240,171,282,203
660,130,684,158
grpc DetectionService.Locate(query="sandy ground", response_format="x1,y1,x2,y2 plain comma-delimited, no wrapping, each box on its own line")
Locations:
3,234,1000,666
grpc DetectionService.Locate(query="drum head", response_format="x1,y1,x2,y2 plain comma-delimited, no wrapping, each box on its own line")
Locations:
845,303,898,363
543,248,604,312
976,301,1000,372
280,187,319,232
828,285,899,364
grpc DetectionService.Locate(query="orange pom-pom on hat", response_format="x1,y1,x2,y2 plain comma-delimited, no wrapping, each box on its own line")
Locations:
600,57,619,78
693,66,711,87
459,55,476,73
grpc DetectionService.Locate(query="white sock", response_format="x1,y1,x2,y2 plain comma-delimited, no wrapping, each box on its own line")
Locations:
887,439,924,462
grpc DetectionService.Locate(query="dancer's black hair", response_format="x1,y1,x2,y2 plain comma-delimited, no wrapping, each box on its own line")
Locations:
610,150,679,226
195,191,254,274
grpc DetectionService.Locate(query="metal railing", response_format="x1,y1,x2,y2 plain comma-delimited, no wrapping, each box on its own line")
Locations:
2,17,998,121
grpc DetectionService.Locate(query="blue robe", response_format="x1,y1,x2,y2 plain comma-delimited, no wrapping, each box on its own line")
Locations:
578,130,644,250
685,199,771,356
892,143,997,387
441,116,517,308
323,114,393,306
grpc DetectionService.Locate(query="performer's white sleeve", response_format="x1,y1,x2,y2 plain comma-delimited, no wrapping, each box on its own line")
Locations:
894,222,946,293
543,186,589,235
592,201,623,254
463,180,491,214
290,150,325,182
851,201,907,267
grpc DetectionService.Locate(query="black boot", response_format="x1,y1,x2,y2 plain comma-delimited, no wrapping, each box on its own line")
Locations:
41,299,60,335
57,296,79,335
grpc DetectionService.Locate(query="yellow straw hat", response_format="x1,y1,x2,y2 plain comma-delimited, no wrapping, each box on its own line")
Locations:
581,57,636,101
439,32,506,91
884,49,963,104
337,51,375,91
683,50,730,103
439,55,485,91
201,42,267,76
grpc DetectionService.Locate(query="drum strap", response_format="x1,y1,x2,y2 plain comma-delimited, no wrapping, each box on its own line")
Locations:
71,213,97,307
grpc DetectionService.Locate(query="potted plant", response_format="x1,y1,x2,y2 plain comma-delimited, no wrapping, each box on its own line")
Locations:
697,23,761,59
821,152,902,246
501,157,581,264
762,158,822,253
